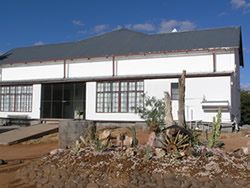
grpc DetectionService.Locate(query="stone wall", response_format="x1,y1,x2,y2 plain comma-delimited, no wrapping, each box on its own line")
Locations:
59,120,90,149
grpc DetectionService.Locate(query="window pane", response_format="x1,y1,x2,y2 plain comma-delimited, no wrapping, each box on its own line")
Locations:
121,82,127,91
97,93,103,112
136,92,144,109
104,82,111,92
129,82,136,91
112,82,119,91
128,92,136,112
112,93,119,112
97,83,104,92
104,93,111,112
137,81,144,91
121,93,127,112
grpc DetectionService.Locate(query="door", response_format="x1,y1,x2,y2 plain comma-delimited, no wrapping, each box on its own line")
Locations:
41,83,86,119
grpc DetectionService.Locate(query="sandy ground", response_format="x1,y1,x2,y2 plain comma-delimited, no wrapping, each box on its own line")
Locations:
0,128,249,188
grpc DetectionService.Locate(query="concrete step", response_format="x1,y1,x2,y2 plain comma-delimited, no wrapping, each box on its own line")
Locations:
0,123,59,145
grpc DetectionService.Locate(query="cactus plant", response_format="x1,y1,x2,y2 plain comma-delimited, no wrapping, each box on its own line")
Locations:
208,108,222,148
128,127,138,147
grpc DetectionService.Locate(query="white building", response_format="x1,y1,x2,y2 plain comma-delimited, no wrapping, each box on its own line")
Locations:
0,26,244,124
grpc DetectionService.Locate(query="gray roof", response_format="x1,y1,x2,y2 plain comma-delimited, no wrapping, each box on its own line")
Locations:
0,26,244,66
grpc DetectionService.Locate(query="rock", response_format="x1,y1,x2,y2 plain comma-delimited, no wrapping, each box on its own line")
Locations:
125,148,136,158
99,130,111,140
155,148,165,158
86,183,99,188
181,181,192,188
0,159,7,165
123,136,133,147
237,179,249,186
65,180,77,188
146,132,156,147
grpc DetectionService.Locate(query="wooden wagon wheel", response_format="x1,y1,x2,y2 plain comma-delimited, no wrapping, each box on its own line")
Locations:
155,125,193,154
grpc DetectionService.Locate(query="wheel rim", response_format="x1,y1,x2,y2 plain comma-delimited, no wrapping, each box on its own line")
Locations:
156,125,193,154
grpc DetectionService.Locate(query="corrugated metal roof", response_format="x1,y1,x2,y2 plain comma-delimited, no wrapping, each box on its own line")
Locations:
0,26,243,65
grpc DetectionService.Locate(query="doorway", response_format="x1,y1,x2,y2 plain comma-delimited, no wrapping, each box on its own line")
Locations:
41,82,86,119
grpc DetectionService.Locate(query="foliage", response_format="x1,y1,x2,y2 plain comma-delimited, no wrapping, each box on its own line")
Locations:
127,127,138,147
144,146,151,161
241,90,250,124
208,108,222,148
189,129,203,146
94,138,109,152
134,94,165,130
76,109,84,120
72,147,80,155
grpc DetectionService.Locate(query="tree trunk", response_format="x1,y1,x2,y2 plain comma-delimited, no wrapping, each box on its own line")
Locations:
178,70,186,128
164,92,174,127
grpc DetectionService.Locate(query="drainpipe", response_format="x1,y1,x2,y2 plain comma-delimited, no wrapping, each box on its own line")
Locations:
112,56,115,76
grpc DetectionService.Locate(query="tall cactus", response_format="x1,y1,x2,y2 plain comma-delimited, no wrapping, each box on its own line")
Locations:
128,127,138,147
208,107,222,148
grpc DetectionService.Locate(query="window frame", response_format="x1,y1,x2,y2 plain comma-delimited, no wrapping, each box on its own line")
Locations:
0,85,33,112
96,80,144,113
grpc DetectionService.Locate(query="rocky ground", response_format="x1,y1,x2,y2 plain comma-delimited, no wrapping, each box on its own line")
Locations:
14,145,250,188
1,126,250,188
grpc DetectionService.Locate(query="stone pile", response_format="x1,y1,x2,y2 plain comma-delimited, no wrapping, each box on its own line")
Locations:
16,146,250,188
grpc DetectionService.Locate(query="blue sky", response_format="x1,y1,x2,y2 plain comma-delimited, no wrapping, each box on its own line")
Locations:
0,0,249,88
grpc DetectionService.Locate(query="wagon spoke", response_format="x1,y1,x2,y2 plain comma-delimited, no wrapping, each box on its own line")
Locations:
174,129,181,144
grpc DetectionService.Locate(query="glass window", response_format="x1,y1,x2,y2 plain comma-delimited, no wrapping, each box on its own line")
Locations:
96,81,144,113
0,85,33,112
171,83,179,100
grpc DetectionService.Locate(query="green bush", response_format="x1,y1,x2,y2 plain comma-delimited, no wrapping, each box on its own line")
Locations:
241,90,250,124
134,94,165,129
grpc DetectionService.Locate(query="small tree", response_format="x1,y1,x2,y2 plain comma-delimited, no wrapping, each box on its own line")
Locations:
241,90,250,124
135,94,165,131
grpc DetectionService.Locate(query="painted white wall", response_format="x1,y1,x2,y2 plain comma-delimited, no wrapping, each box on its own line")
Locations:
117,54,214,76
86,82,143,121
145,77,231,123
216,53,235,72
2,62,64,81
67,61,113,78
0,84,41,119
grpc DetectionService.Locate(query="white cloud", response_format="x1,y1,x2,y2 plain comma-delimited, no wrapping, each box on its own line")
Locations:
133,23,155,31
158,20,196,33
92,24,109,33
34,41,45,46
231,0,250,8
241,83,250,90
231,0,250,12
72,20,85,26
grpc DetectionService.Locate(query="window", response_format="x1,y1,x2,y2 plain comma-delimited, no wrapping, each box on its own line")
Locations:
171,83,179,100
0,85,33,112
96,80,144,113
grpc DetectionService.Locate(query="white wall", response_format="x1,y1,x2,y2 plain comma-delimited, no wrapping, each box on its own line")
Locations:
117,54,214,76
146,77,231,122
216,53,235,72
67,61,113,78
0,84,41,119
2,62,64,81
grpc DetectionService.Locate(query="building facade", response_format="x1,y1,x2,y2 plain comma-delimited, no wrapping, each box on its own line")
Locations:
0,27,244,124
